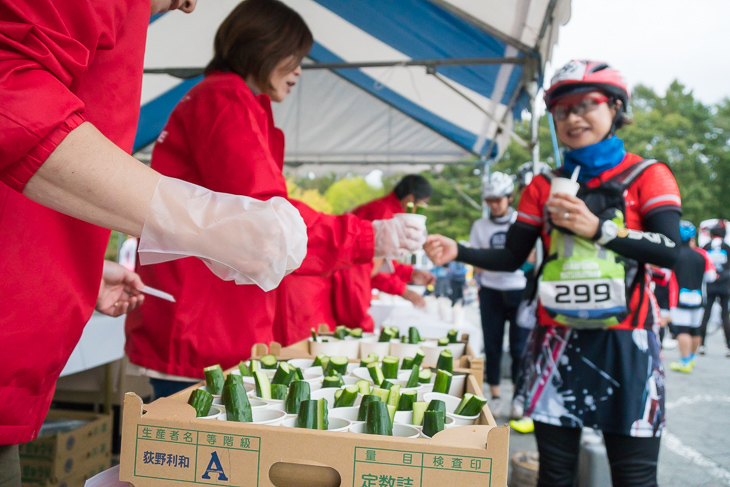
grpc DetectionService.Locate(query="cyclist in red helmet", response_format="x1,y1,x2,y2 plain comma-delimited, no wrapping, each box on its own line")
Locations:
426,60,682,486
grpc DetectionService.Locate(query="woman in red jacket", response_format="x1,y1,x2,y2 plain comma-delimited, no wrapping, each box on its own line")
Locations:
125,0,424,397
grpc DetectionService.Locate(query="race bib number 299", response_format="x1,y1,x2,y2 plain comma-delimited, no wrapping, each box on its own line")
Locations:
539,278,626,311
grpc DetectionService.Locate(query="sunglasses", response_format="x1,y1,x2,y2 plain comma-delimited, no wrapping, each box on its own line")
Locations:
550,94,609,122
485,197,507,204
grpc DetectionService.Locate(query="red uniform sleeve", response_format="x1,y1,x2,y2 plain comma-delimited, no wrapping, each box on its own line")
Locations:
0,1,129,191
634,163,682,218
516,176,549,228
392,262,414,282
371,272,408,296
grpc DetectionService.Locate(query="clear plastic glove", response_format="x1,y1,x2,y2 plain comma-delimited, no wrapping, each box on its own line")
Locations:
138,176,307,292
372,217,426,259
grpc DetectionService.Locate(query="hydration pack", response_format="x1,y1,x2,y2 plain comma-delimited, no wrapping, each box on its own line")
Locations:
538,159,659,328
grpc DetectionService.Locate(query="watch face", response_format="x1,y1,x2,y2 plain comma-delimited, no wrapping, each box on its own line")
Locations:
617,226,629,238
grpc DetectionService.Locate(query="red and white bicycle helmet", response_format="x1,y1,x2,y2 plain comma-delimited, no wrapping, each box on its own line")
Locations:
545,60,629,110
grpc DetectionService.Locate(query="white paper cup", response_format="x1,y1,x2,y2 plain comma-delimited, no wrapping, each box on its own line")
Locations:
448,373,467,397
388,340,423,360
195,406,222,420
212,397,268,412
328,406,362,423
423,392,480,425
217,408,286,425
349,422,420,438
359,337,391,359
549,177,580,197
287,358,314,369
265,402,296,420
281,417,351,432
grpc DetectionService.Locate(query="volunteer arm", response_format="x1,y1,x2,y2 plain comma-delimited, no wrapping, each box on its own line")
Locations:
24,123,159,237
456,222,541,271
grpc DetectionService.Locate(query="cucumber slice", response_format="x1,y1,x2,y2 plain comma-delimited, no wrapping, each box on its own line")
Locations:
418,368,432,384
293,366,304,381
285,381,311,415
437,337,450,346
319,356,330,374
187,389,214,418
334,326,348,340
253,370,272,399
322,376,343,388
317,398,329,430
436,349,453,373
389,326,400,339
370,387,390,403
296,400,317,429
447,329,459,344
225,373,243,387
312,354,326,368
453,393,488,416
426,399,447,415
412,349,425,367
367,363,385,386
360,355,378,368
249,360,261,373
408,326,421,345
224,382,253,422
326,355,349,375
412,401,427,426
422,410,445,438
405,365,420,388
238,361,252,377
348,327,363,338
400,335,408,343
260,354,278,369
378,327,396,343
397,390,417,412
386,384,401,409
401,357,414,370
355,379,371,395
432,370,452,394
358,395,382,422
203,364,224,395
271,362,295,386
311,328,318,341
386,404,397,425
334,385,359,408
382,356,399,379
365,401,392,436
271,384,288,400
380,380,395,390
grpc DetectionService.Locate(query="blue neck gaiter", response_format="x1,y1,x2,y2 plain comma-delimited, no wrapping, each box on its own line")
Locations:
562,136,626,182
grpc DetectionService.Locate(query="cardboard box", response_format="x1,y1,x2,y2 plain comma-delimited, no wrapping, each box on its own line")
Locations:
22,455,111,487
258,336,485,385
19,410,112,485
119,373,508,486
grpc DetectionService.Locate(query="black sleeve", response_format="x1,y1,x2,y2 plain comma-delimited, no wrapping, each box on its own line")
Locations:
603,209,681,268
456,222,541,271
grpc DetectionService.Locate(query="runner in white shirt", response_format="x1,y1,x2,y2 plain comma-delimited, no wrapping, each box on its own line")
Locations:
469,172,528,401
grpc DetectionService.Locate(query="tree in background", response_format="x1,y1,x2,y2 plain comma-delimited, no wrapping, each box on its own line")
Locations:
286,179,333,214
324,177,383,214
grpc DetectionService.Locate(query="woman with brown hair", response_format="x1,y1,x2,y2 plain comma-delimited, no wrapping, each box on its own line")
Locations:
124,0,424,397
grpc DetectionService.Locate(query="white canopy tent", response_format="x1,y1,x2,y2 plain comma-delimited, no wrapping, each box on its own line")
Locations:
137,0,571,168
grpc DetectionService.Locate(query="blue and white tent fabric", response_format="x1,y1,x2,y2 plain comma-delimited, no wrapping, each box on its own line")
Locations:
139,0,571,165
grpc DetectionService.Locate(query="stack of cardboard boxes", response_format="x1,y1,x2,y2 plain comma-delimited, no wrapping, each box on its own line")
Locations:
19,410,112,487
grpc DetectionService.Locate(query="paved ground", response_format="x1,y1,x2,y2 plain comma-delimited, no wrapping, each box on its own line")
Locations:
463,302,730,487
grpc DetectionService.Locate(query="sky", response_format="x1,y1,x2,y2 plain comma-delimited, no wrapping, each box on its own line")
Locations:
547,0,730,106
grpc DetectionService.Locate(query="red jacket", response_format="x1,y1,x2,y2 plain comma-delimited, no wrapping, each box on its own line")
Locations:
0,0,149,444
330,192,415,329
125,73,374,376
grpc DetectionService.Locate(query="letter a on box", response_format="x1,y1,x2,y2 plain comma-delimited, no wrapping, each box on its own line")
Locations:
201,451,229,481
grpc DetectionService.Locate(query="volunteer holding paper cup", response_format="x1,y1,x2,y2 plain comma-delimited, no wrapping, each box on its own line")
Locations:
425,60,683,486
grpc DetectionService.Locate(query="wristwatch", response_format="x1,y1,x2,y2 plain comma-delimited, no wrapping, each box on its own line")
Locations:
596,219,619,245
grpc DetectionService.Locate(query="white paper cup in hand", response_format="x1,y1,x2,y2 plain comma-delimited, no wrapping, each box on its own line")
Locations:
395,213,427,235
549,177,580,197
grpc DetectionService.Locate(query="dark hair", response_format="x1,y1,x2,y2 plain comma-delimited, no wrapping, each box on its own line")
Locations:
205,0,313,91
711,225,726,239
393,175,432,201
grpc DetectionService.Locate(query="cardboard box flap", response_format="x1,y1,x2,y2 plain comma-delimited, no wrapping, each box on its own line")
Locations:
128,394,194,421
